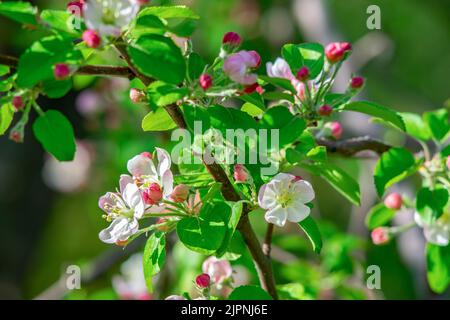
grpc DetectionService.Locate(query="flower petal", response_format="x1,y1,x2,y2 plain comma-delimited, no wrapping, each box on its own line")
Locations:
286,202,311,223
161,170,174,198
119,174,133,194
99,218,138,244
98,192,116,213
156,147,172,178
423,223,450,246
264,205,288,227
292,180,315,204
127,154,156,177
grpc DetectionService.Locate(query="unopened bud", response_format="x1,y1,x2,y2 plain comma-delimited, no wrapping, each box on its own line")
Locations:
143,183,163,205
325,42,352,63
222,32,242,49
170,184,189,203
350,76,364,89
325,121,343,139
12,96,24,111
234,164,250,183
371,227,390,245
54,63,71,80
384,193,402,210
129,88,146,103
296,66,310,81
195,273,211,288
82,29,101,48
318,104,332,116
199,74,212,91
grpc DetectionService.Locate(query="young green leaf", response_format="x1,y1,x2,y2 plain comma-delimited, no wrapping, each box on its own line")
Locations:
228,285,272,300
423,108,449,142
128,34,186,85
142,107,177,131
281,43,324,79
32,110,76,161
143,232,166,292
426,243,450,294
216,201,244,257
0,103,14,136
40,10,81,37
187,52,206,81
298,216,322,254
416,187,448,224
339,101,405,131
241,102,264,118
401,112,431,141
0,1,38,25
42,78,72,99
365,203,396,229
374,147,416,197
147,81,188,108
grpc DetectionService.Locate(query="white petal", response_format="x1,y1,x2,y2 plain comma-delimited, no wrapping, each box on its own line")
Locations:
292,180,315,204
122,183,145,218
99,218,138,244
156,148,172,177
414,212,425,227
258,184,276,209
127,154,156,177
286,202,310,223
98,192,116,213
119,175,133,194
161,170,174,198
423,223,450,246
265,205,288,227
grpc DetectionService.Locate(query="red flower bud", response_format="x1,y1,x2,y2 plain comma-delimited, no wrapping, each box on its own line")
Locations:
143,183,163,205
384,193,402,210
195,273,211,288
248,50,261,68
318,104,333,116
12,96,24,111
233,164,250,183
140,151,153,159
170,184,189,202
54,63,71,80
222,32,242,48
350,76,365,89
243,83,263,95
67,1,84,14
325,42,352,63
371,227,390,245
9,130,23,143
199,74,213,91
296,66,310,81
136,0,150,5
82,29,101,48
129,88,146,103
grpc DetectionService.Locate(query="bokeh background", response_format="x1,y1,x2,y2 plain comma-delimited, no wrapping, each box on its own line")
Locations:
0,0,449,299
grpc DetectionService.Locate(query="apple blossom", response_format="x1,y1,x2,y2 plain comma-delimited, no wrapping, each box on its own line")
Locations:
165,295,186,300
384,193,402,210
325,42,352,63
98,179,145,244
371,227,390,245
266,58,294,80
112,253,151,300
223,50,260,85
82,29,101,48
414,212,450,246
199,74,213,90
202,256,233,286
258,173,315,227
83,0,140,37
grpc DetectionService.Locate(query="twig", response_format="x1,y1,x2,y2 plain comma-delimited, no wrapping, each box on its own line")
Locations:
262,223,274,258
317,136,391,156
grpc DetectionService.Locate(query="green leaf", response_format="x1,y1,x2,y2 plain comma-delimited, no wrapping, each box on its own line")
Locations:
324,93,351,108
228,285,272,300
143,232,166,292
142,107,177,132
131,14,166,38
301,162,360,205
282,43,324,78
285,131,317,164
258,75,295,94
423,109,449,142
426,243,450,294
306,146,327,162
201,182,222,204
298,216,322,254
416,187,448,224
208,104,257,134
260,106,306,149
40,10,81,37
32,110,76,161
374,147,416,197
17,36,82,88
128,34,186,84
0,103,14,135
365,203,396,229
241,102,264,117
187,52,206,81
0,1,38,25
42,78,72,98
0,65,9,76
339,101,405,131
400,112,431,141
262,91,294,103
147,81,188,108
176,202,228,254
238,92,266,111
216,201,244,257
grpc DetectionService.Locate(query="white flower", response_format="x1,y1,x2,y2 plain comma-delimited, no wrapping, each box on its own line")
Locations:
98,179,144,244
258,173,315,227
414,212,450,246
202,257,232,287
84,0,140,36
112,253,151,300
266,58,294,80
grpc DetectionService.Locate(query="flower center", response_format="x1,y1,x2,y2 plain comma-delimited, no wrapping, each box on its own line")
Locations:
276,190,293,208
102,7,116,25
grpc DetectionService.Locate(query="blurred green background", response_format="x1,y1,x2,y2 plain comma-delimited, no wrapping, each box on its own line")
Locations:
0,0,449,299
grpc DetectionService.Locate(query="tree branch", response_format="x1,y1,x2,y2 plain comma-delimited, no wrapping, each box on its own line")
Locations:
262,223,274,258
317,136,391,156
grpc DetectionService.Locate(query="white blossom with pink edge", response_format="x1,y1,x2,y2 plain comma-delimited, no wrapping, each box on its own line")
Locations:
258,173,315,227
202,256,233,288
112,253,151,300
83,0,140,37
223,50,260,85
266,58,294,80
98,177,145,244
414,212,450,246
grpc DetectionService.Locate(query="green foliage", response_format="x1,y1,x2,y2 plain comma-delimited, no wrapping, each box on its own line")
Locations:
0,102,13,135
426,244,450,294
0,1,38,25
282,43,324,78
187,53,206,81
40,10,81,37
365,203,397,229
128,34,186,85
215,200,244,257
142,107,177,131
416,187,448,224
374,147,417,197
298,216,322,254
143,232,166,292
423,108,450,142
147,81,188,108
32,110,76,161
228,285,272,300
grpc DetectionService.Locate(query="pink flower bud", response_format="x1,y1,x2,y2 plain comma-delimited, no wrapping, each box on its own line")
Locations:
371,227,390,245
142,183,163,205
129,88,146,103
140,151,153,159
202,257,232,284
243,83,263,95
350,76,364,89
318,104,333,116
12,96,24,111
446,156,450,170
234,164,250,183
67,1,84,14
296,66,310,81
82,29,101,48
325,42,352,63
384,193,402,210
9,130,23,143
199,74,212,90
222,32,242,48
326,121,343,139
170,184,189,202
248,50,261,68
54,63,71,80
195,273,211,288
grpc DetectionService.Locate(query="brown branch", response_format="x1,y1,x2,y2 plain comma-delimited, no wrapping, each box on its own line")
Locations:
262,223,274,258
317,136,391,156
